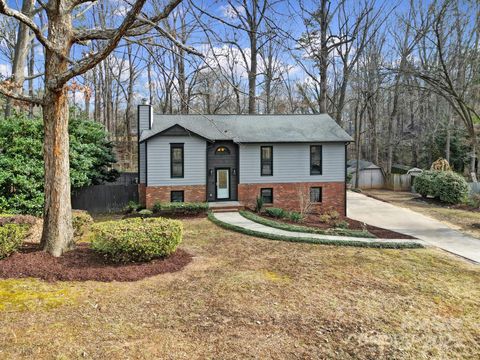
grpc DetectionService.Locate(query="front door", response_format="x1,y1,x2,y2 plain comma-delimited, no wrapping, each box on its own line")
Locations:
216,169,230,200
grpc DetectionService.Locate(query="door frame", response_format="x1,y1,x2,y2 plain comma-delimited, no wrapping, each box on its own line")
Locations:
215,167,231,201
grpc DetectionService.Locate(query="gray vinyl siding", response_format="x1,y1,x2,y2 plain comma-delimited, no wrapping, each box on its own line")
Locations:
239,143,345,184
139,142,146,183
146,135,207,186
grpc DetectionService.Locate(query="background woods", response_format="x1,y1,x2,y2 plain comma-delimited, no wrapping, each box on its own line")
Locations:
2,0,478,174
0,0,479,256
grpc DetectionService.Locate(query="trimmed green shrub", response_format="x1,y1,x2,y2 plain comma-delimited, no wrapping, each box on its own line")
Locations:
413,170,437,197
0,224,28,259
433,171,469,204
138,209,153,218
240,210,374,238
72,210,93,239
288,211,303,223
90,217,183,263
210,212,423,249
265,207,286,218
152,202,208,216
124,201,142,214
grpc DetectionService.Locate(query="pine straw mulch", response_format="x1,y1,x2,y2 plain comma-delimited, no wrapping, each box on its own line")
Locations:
0,243,192,282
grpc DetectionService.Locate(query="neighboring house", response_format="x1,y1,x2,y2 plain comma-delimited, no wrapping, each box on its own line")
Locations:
137,105,352,214
347,160,385,189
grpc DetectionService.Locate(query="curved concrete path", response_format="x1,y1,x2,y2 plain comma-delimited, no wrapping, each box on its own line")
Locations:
213,212,423,245
348,191,480,263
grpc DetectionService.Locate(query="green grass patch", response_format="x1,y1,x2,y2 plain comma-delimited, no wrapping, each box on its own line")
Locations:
240,210,375,238
208,212,424,249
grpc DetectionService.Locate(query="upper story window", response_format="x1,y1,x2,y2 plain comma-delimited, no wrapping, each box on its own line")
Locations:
215,146,230,155
310,145,322,175
170,143,184,178
261,146,273,176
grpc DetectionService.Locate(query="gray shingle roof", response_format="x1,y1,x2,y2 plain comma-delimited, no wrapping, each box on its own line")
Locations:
139,114,353,143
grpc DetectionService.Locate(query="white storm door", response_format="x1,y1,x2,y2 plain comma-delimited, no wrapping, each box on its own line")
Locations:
216,169,229,199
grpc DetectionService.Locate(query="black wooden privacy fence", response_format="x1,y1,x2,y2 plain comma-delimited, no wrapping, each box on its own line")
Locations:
71,172,138,213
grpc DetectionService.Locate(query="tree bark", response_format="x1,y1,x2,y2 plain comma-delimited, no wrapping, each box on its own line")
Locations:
40,9,74,256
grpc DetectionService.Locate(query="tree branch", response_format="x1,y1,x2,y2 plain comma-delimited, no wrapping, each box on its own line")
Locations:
135,15,204,57
72,0,183,42
0,0,55,53
0,83,44,105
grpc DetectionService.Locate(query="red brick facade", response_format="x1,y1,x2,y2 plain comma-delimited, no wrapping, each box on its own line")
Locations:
141,185,206,209
238,182,346,215
138,183,146,207
140,182,345,215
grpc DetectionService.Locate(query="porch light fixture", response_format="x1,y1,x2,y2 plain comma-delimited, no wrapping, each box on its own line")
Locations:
209,169,213,176
232,168,237,176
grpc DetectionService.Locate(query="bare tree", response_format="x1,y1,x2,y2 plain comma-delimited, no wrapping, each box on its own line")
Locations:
0,0,189,256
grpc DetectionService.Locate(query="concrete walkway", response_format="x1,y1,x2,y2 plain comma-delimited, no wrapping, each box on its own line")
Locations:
348,191,480,263
213,212,422,245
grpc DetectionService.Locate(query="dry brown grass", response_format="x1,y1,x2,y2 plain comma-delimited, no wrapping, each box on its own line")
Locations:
1,218,479,359
364,189,480,240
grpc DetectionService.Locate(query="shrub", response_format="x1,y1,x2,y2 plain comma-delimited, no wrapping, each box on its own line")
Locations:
255,196,264,213
124,201,142,214
0,113,118,216
0,224,28,259
0,214,37,226
265,207,286,218
138,209,153,218
152,202,208,216
433,171,469,204
333,220,349,229
413,170,437,197
72,210,93,239
318,210,340,224
288,211,304,223
90,217,183,263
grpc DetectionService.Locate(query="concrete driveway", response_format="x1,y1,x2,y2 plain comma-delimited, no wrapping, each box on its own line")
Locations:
347,191,480,263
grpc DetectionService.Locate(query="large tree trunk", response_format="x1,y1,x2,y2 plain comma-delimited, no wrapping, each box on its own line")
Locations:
40,9,74,257
41,87,74,256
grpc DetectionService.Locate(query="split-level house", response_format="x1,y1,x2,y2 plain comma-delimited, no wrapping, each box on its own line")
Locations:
137,104,352,214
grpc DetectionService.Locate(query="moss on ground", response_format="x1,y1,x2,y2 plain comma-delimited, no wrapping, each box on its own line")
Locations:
0,279,78,311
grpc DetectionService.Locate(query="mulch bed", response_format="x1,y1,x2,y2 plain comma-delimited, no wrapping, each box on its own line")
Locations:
260,214,416,240
0,243,192,282
123,213,208,220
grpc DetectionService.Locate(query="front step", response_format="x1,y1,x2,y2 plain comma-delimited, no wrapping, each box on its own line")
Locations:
210,205,245,213
209,201,245,213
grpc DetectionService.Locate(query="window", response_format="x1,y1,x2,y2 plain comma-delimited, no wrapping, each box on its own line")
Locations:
261,146,273,176
170,144,184,178
171,190,184,202
260,188,273,204
310,187,322,203
310,145,322,175
215,146,230,155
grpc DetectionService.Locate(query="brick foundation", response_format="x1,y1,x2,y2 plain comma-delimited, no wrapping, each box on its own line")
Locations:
238,182,346,215
143,185,206,209
138,183,147,207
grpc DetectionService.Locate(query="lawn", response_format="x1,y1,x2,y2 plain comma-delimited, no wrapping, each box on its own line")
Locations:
0,218,479,359
363,189,480,240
